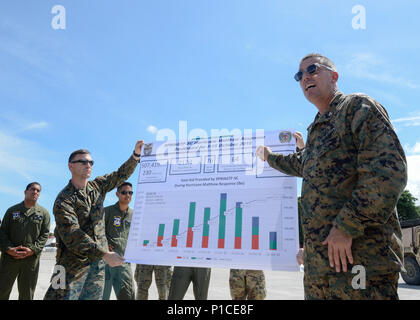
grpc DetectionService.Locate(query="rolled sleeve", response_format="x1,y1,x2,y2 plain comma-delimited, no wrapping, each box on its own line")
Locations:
94,156,138,194
267,151,303,177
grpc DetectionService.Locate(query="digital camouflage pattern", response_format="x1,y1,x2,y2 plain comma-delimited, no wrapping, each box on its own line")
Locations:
103,202,135,300
44,156,138,300
135,264,172,300
304,272,399,300
267,92,407,297
51,259,106,300
229,269,266,300
0,202,50,300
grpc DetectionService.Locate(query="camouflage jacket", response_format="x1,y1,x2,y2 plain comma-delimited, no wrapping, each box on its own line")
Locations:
53,155,138,268
268,92,407,277
104,202,132,257
0,202,50,256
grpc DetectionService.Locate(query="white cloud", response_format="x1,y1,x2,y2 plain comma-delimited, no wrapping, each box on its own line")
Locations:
404,140,420,204
0,116,60,203
0,113,50,133
0,20,77,89
407,155,420,205
392,115,420,127
147,125,158,134
0,131,60,181
0,184,23,198
405,142,420,154
345,53,420,89
21,121,49,132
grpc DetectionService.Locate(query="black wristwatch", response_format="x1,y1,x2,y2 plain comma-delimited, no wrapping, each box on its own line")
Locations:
133,150,141,157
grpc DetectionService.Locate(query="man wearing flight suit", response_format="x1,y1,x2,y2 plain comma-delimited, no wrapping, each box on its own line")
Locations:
168,266,211,300
135,264,172,300
0,182,50,300
229,269,266,300
103,182,136,300
44,141,144,300
257,53,407,299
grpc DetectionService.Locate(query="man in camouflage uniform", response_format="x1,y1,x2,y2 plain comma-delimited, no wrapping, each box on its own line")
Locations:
257,53,407,300
135,264,172,300
229,269,266,300
0,182,50,300
103,182,136,300
44,141,144,300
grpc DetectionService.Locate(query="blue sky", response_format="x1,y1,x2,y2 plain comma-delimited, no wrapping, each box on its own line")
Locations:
1,0,420,230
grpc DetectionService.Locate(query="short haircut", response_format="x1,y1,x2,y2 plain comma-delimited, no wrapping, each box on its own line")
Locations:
117,182,133,192
300,53,337,72
26,182,41,191
68,149,91,163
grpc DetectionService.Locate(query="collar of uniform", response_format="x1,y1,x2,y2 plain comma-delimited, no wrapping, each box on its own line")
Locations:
67,179,94,196
20,201,40,217
326,91,345,116
85,182,94,195
114,201,131,216
307,91,345,131
66,180,78,195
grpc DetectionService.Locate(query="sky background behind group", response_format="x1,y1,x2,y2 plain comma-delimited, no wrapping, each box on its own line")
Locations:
1,1,420,230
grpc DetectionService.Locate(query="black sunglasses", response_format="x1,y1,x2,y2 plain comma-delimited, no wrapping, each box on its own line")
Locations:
71,159,94,166
294,63,334,82
119,190,133,195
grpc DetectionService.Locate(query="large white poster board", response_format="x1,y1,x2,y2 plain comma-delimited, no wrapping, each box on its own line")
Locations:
125,130,299,271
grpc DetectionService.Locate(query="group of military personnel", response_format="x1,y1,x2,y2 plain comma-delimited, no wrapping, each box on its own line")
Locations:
0,53,408,300
0,178,266,300
0,143,267,300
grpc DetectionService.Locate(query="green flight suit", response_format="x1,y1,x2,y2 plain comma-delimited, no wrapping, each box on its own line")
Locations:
0,202,50,300
168,266,211,300
103,202,135,300
44,155,138,300
267,92,407,299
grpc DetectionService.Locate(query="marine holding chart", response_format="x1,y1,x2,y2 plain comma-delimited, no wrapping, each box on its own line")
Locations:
125,130,300,271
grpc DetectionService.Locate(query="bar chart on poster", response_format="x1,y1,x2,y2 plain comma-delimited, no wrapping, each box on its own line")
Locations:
125,130,300,271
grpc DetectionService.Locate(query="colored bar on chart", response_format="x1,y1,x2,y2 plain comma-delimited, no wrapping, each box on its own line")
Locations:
252,217,259,250
218,193,227,249
202,208,210,248
186,202,196,248
269,232,277,250
157,224,165,247
234,202,242,249
171,219,180,247
143,240,149,247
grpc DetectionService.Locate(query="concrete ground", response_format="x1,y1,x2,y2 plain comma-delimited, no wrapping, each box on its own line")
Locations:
8,251,420,300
